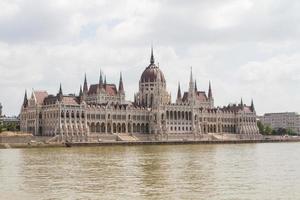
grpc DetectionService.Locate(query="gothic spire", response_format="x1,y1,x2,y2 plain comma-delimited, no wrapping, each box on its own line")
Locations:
189,67,195,95
79,85,83,96
194,80,198,92
79,85,83,103
98,69,103,90
104,75,107,86
177,82,182,100
190,67,193,83
250,99,255,112
150,47,155,64
23,89,28,108
240,98,244,109
100,70,103,85
59,83,63,95
118,72,124,94
83,73,88,93
58,83,63,101
208,81,213,99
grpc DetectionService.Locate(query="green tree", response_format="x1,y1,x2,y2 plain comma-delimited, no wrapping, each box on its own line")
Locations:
265,125,273,135
287,128,296,135
257,121,265,134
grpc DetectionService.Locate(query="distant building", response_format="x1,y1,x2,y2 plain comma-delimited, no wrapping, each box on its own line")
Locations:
0,103,20,130
20,49,259,138
0,116,20,129
259,112,300,134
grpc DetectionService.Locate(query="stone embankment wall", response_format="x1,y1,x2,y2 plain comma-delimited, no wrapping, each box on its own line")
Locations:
0,131,35,144
0,135,33,143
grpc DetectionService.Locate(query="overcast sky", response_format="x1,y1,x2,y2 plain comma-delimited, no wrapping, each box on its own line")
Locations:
0,0,299,116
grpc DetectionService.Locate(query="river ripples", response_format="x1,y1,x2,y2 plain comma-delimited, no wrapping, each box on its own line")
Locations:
0,143,300,200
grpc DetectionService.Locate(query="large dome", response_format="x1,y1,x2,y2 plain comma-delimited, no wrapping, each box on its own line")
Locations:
140,49,166,83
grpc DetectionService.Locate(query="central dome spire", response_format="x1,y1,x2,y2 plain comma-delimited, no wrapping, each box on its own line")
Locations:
150,47,155,64
140,47,166,83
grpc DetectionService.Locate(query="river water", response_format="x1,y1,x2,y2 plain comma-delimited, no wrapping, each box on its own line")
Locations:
0,143,299,200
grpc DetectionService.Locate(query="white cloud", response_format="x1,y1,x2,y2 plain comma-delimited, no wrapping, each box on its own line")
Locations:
0,0,299,115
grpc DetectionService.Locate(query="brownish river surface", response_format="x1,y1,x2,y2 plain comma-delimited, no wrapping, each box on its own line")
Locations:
1,143,300,199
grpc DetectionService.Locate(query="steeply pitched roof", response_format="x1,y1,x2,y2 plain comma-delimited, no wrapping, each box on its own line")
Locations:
182,91,208,102
88,83,118,96
62,96,79,105
33,91,48,105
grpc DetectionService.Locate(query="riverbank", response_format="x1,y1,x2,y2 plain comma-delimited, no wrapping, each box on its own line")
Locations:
65,137,300,147
0,142,65,149
1,132,300,149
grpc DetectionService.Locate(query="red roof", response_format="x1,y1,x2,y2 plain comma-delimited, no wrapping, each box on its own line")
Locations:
182,91,208,102
33,91,48,105
62,96,79,105
88,84,117,96
196,91,208,101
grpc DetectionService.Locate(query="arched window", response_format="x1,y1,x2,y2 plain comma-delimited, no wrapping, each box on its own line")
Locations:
150,94,154,106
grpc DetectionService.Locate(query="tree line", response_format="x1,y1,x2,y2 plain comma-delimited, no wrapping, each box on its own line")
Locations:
257,121,297,135
0,123,19,133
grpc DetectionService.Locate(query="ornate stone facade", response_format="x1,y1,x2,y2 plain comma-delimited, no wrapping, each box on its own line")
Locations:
20,49,259,139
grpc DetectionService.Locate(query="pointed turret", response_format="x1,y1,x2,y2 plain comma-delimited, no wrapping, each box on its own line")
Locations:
59,83,63,95
150,47,155,65
83,73,88,96
79,85,84,103
97,69,104,93
118,72,124,95
57,83,63,101
104,75,107,87
23,90,28,108
189,67,195,102
177,82,182,101
194,80,198,92
250,99,255,112
208,81,213,99
99,69,103,88
79,85,83,96
240,98,244,109
83,73,88,92
189,67,195,94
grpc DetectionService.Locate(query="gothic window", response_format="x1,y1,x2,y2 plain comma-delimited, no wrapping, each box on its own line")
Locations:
128,123,131,132
137,123,141,132
141,123,145,133
150,94,153,106
101,122,105,133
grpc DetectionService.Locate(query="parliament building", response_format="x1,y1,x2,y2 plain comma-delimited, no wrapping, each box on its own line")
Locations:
20,49,259,141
